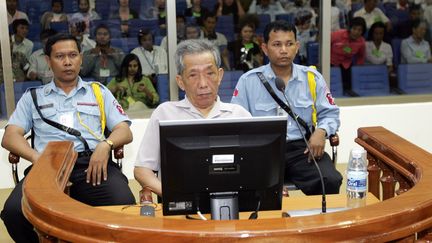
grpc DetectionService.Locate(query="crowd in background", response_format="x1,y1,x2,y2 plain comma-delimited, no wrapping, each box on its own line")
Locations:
2,0,432,105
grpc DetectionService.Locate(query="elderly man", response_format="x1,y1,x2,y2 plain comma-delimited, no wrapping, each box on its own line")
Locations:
134,39,251,199
1,33,135,243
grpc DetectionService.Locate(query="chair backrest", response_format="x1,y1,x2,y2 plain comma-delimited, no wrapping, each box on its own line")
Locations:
330,66,344,97
275,13,295,24
256,14,271,37
397,63,432,94
25,0,51,23
63,0,79,13
50,21,69,33
219,70,243,102
306,42,319,66
0,81,43,118
156,74,170,103
215,15,235,42
351,65,390,96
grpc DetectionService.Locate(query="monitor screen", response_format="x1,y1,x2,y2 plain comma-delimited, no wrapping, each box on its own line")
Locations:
160,116,287,219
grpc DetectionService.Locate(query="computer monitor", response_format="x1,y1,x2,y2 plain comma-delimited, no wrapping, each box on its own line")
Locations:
160,116,287,220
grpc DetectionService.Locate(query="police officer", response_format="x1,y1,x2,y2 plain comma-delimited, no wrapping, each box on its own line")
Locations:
1,33,135,243
231,20,342,195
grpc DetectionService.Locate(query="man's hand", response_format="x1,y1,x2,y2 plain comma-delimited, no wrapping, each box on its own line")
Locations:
304,128,326,162
86,141,111,186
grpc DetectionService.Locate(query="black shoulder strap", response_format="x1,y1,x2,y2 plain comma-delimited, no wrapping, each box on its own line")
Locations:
30,88,90,151
256,72,312,140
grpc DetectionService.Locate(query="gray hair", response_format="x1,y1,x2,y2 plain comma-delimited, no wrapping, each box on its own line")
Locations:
175,39,221,75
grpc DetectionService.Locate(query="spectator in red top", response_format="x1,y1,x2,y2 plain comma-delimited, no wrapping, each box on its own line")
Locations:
331,16,366,97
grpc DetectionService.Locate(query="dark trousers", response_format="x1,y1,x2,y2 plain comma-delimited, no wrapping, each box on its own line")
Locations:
285,140,343,195
1,156,135,243
339,65,352,92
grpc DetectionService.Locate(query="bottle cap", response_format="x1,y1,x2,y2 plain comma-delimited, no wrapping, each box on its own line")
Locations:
352,148,365,159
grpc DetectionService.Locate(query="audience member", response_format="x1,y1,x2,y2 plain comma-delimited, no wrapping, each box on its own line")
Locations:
0,36,29,83
285,0,317,28
295,9,317,65
365,22,404,94
331,17,366,97
134,39,251,197
109,0,139,37
353,0,391,31
159,15,187,51
107,54,159,110
69,0,101,35
231,20,342,196
401,20,432,63
247,0,286,22
1,33,135,243
215,0,246,28
27,29,58,84
140,0,167,34
184,0,210,26
392,4,422,39
40,0,68,30
424,0,432,32
81,24,124,83
222,15,263,72
6,0,29,25
11,19,33,59
131,29,168,81
69,19,96,53
331,0,345,32
200,12,229,67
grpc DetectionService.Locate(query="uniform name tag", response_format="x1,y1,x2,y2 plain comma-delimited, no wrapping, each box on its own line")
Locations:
59,112,74,128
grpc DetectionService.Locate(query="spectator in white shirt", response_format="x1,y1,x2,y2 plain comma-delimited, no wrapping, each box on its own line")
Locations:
247,0,286,21
354,0,392,32
6,0,29,25
11,19,33,59
131,29,168,83
69,0,101,34
27,29,58,84
401,20,432,63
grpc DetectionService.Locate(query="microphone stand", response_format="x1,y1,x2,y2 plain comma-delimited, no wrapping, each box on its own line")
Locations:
275,78,327,214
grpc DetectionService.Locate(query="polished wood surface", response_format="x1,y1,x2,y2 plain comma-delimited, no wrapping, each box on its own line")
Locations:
99,193,380,220
21,127,432,242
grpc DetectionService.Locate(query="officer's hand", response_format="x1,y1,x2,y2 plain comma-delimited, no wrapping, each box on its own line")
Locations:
304,129,326,162
86,142,111,186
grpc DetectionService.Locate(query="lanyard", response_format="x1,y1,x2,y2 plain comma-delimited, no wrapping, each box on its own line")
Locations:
141,47,156,72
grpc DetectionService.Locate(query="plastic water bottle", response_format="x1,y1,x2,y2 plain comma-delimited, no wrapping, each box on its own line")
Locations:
346,147,368,208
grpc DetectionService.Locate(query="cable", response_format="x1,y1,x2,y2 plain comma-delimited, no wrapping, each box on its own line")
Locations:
248,200,261,219
275,77,327,213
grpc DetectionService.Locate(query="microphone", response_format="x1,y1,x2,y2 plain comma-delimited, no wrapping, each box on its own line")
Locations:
275,77,327,214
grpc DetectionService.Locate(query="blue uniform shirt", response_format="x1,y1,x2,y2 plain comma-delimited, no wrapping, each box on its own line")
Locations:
231,63,340,141
7,77,131,152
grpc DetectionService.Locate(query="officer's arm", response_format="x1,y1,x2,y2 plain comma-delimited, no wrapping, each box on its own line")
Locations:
104,121,133,148
1,125,40,163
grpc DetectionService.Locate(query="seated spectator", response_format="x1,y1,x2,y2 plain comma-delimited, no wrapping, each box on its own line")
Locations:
81,24,125,83
159,15,186,51
295,9,317,65
131,29,168,84
353,0,391,32
27,29,58,84
109,0,138,37
0,36,29,83
331,0,345,32
40,0,68,30
200,12,228,66
331,17,367,97
222,15,263,72
401,20,432,64
69,19,96,53
184,0,210,26
284,0,317,28
247,0,286,22
107,54,159,110
140,0,167,34
215,0,246,28
69,0,101,35
6,0,29,25
365,22,403,94
392,4,422,40
11,19,33,59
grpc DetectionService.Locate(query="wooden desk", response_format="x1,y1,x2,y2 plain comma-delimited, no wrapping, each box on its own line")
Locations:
100,193,380,220
21,127,432,242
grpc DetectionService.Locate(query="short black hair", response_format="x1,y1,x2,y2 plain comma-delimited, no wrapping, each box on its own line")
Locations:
367,21,386,41
12,19,29,33
350,17,367,36
93,23,111,37
51,0,64,10
44,33,81,56
263,20,297,43
411,19,426,30
137,28,153,45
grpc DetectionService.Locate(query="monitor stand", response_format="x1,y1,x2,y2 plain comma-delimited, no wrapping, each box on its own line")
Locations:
210,192,239,220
